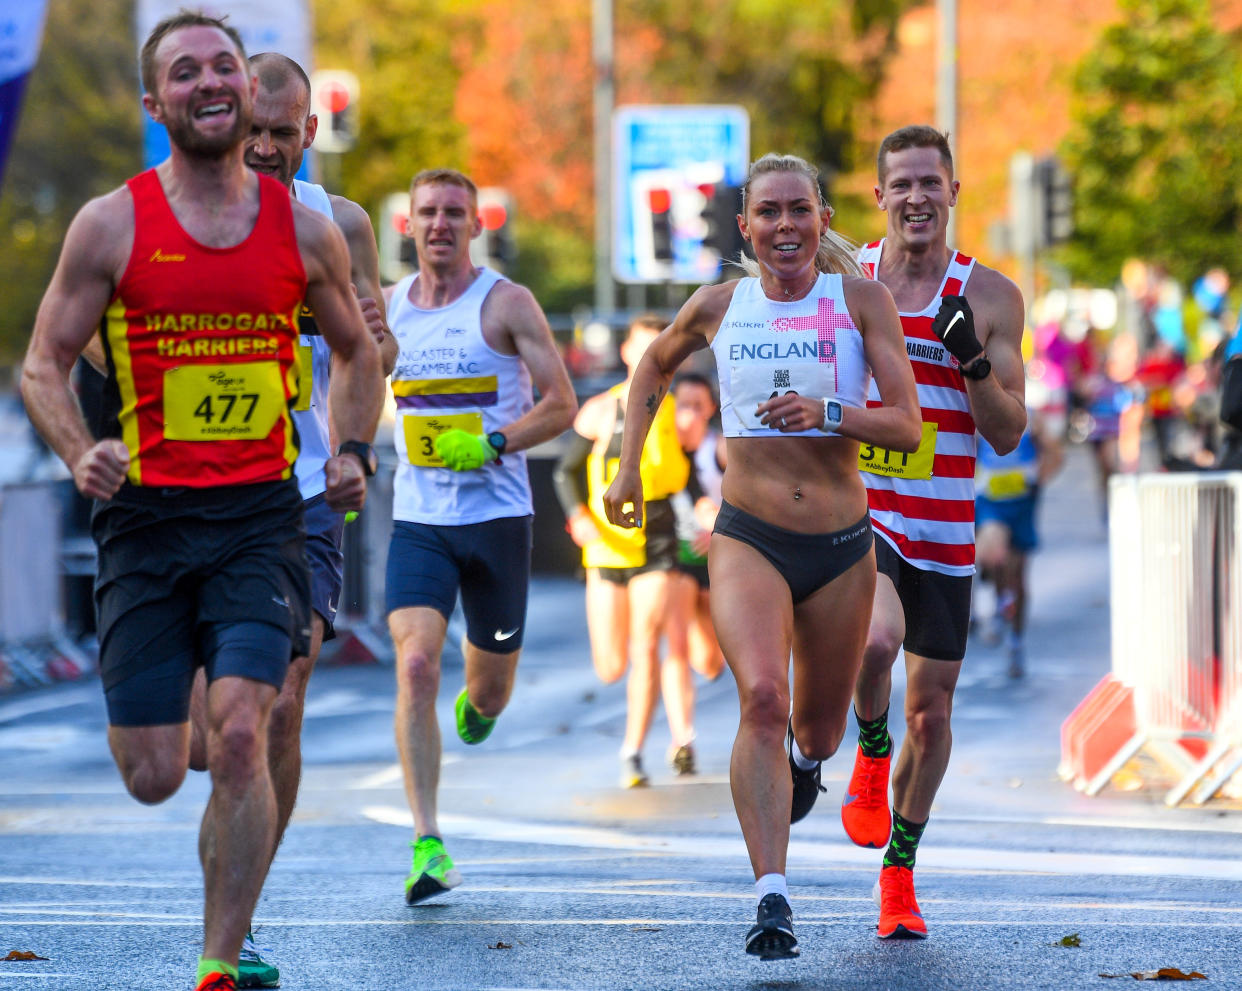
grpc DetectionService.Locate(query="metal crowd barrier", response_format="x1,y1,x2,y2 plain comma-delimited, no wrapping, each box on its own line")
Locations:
1082,472,1242,804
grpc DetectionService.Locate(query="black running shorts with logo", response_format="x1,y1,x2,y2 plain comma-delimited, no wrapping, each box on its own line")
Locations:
597,497,678,586
93,478,312,726
385,514,533,652
874,535,973,662
712,500,874,604
302,492,346,638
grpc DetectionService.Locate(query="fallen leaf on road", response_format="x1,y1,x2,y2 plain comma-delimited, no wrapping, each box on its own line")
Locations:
1098,969,1207,981
3,951,49,961
1055,933,1082,947
488,941,512,950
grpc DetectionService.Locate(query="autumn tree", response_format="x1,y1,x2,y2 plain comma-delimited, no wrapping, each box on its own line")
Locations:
0,0,142,363
1061,0,1242,286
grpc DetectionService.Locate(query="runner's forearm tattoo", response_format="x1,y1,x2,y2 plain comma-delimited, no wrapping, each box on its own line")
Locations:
645,385,664,419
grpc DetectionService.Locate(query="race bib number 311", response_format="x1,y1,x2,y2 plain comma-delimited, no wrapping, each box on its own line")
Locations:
859,421,938,479
164,362,284,441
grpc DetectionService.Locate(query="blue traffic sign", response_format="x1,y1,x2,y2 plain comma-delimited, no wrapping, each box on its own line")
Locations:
612,105,750,285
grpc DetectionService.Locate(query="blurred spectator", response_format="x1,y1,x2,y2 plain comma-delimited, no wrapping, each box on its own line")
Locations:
1134,336,1186,465
1081,335,1140,520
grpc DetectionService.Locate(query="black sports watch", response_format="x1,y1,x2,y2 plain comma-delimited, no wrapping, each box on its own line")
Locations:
486,431,508,456
960,354,992,381
337,440,377,476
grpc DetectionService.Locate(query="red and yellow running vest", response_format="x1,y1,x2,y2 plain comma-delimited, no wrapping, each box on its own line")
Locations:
101,169,305,488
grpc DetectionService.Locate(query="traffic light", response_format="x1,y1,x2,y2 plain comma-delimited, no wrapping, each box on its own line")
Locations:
310,70,359,153
471,187,516,272
648,186,674,263
1036,156,1073,247
379,191,415,284
700,183,745,269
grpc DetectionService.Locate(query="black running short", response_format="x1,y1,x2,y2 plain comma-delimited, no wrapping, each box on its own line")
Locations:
597,498,678,585
874,534,972,662
92,479,312,726
303,492,345,638
712,500,873,604
385,514,533,652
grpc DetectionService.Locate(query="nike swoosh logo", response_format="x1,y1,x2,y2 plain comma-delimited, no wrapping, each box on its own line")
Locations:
842,792,859,806
494,628,519,641
945,310,965,335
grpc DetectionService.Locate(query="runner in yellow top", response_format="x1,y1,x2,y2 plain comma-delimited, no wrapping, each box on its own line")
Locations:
554,315,690,786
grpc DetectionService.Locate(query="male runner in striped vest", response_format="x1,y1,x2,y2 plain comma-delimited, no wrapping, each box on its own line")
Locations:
842,126,1027,940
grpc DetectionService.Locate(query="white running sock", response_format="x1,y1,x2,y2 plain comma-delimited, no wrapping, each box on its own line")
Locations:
790,735,818,771
755,873,789,905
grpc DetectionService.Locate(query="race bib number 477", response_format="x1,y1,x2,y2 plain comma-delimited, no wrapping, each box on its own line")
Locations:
164,362,284,441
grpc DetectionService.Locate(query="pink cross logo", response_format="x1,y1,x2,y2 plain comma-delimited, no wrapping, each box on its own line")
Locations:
771,297,850,393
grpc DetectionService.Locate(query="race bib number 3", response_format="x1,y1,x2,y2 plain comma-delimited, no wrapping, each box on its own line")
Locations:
859,421,938,479
403,411,484,467
164,362,284,441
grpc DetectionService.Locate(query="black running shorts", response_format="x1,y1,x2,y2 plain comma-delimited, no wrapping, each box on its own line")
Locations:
874,534,972,662
93,479,312,725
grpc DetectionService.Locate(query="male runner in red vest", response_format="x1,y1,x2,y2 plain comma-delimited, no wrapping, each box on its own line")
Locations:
20,13,382,990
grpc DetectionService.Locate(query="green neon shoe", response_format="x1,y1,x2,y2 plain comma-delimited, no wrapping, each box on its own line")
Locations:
236,931,279,988
404,836,463,905
455,688,496,745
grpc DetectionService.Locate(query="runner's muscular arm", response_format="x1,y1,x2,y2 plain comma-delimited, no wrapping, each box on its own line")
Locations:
757,278,920,451
968,267,1027,454
331,194,398,377
486,281,578,453
21,192,132,500
603,283,725,528
295,203,384,510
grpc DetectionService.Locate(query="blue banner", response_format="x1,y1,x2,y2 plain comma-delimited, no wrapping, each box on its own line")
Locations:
0,1,49,188
135,0,313,178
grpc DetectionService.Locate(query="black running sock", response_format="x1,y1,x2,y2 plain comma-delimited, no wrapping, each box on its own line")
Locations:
855,707,892,759
882,810,928,869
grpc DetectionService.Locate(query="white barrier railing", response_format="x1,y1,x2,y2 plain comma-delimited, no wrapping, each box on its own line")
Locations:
1106,472,1242,805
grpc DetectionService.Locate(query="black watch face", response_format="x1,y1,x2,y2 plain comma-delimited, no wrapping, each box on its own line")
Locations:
970,358,991,380
342,443,376,474
488,432,506,454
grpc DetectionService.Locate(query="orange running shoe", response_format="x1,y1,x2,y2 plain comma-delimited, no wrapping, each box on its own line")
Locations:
195,971,237,991
873,864,928,939
840,745,892,848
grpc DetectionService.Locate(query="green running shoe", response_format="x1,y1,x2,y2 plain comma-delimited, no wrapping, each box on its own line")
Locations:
237,930,279,988
455,688,496,745
404,836,463,905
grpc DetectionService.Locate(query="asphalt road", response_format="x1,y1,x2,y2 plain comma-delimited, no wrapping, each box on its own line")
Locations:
2,444,1240,990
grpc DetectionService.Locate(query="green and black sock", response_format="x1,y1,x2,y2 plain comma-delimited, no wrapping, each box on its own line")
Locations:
882,810,928,869
855,707,892,759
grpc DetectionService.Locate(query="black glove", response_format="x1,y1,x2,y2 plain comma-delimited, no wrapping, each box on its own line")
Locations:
931,295,984,365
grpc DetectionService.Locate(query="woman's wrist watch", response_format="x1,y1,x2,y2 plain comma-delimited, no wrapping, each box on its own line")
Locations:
819,398,844,434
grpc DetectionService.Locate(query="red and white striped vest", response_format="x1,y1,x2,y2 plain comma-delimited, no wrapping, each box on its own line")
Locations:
858,239,978,575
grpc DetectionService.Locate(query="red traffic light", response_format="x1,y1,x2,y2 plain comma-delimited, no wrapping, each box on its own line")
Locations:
647,188,672,214
319,80,351,114
479,202,508,231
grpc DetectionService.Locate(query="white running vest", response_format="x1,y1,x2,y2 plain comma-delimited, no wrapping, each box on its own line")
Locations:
388,268,534,524
291,179,334,501
711,273,869,438
858,239,978,575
